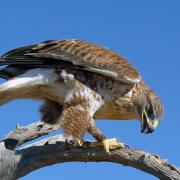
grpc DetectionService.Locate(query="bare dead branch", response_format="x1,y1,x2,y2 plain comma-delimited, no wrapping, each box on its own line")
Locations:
16,141,180,180
0,121,179,180
3,121,60,149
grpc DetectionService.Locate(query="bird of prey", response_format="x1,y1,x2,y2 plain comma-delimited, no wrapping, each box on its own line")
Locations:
0,39,163,152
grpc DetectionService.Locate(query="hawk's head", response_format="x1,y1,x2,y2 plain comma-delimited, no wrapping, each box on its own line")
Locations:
136,89,164,134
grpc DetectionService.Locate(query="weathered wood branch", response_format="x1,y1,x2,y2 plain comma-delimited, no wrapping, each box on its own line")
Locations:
0,121,180,180
4,121,60,149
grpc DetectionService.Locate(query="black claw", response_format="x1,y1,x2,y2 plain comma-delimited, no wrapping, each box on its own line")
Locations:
124,144,130,149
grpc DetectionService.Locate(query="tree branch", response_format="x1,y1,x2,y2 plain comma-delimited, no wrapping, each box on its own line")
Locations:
0,121,180,180
3,121,60,149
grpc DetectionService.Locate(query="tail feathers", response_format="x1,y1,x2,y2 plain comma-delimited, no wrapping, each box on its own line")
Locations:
0,68,57,105
0,57,47,66
0,67,28,80
0,57,8,64
0,56,77,67
0,77,36,105
0,70,10,79
0,79,21,105
0,83,16,105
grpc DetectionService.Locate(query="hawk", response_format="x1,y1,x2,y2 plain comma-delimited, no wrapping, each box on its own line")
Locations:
0,39,163,152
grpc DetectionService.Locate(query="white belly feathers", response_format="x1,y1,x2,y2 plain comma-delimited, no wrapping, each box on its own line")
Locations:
0,68,104,116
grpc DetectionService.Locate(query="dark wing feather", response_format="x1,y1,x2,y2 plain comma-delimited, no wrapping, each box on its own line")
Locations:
0,39,141,83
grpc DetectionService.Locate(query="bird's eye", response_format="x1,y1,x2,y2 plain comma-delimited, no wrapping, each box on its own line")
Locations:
147,107,154,119
148,108,153,114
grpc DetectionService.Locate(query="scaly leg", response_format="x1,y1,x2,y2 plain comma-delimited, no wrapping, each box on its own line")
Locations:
90,138,124,153
88,120,124,153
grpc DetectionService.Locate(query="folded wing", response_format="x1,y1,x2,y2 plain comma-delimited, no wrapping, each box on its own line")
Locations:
0,39,141,83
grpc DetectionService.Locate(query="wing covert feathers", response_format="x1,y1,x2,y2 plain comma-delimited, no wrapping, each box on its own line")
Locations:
1,39,141,84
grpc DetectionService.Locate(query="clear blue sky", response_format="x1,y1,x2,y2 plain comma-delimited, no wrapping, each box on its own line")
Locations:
0,0,179,179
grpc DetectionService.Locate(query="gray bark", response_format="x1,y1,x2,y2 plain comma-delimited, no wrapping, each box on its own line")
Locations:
0,121,179,180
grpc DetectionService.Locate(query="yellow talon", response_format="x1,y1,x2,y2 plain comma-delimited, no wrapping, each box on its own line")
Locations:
90,138,124,153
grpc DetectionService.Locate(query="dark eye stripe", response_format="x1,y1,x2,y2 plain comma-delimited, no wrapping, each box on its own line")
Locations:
147,107,155,119
148,108,153,115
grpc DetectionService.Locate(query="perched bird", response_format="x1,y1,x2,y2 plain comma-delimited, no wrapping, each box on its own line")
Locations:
0,39,163,152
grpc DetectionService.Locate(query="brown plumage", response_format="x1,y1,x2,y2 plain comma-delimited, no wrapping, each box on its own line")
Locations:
0,39,163,152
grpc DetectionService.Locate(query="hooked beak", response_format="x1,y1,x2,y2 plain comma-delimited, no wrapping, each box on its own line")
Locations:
141,111,159,134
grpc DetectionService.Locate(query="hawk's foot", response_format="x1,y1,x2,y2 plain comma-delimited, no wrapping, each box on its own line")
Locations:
90,138,124,153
